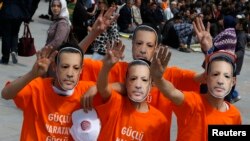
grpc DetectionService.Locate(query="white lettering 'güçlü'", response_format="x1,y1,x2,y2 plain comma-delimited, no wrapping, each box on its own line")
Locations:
45,113,72,140
212,129,247,136
116,126,144,141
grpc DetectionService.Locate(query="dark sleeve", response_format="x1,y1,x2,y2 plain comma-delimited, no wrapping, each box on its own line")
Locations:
235,32,246,59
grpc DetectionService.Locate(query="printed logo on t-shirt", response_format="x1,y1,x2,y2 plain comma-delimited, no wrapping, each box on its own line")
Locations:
116,126,144,141
81,120,91,131
45,112,72,140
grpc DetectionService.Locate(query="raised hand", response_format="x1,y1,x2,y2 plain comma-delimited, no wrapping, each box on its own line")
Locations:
31,46,57,77
150,46,171,80
103,40,125,68
193,17,213,53
81,85,97,113
91,6,119,33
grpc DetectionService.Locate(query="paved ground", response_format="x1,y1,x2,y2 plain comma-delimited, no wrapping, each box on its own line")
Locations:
1,1,250,140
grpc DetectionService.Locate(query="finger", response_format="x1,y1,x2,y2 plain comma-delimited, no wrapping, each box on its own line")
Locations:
100,9,105,17
49,50,58,61
199,17,205,31
47,46,54,57
152,50,158,63
83,95,88,113
85,95,90,111
192,20,199,35
206,22,210,33
41,46,48,58
120,44,125,54
36,50,41,60
43,46,50,58
80,96,84,110
89,96,93,111
195,17,202,32
104,6,115,18
117,40,122,48
162,47,168,61
163,51,172,67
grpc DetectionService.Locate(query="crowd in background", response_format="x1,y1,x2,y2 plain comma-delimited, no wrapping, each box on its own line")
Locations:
0,0,248,140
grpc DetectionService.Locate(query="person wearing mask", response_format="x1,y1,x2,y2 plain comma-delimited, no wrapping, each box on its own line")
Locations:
151,46,241,141
79,17,213,141
95,45,168,140
1,43,97,140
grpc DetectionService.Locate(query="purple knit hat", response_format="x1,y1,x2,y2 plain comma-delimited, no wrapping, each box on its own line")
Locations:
213,28,237,53
206,28,237,65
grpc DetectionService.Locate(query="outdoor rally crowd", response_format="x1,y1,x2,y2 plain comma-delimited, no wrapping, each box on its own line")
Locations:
0,0,249,140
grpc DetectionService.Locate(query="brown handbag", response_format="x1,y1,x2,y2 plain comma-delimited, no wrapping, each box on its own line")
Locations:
18,23,36,57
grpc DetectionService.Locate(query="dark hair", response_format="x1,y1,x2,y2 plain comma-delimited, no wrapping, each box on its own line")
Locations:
207,56,236,76
55,42,84,66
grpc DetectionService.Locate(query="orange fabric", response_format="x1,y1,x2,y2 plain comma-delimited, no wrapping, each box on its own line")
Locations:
96,90,168,141
172,92,242,141
146,86,173,139
163,66,200,92
162,2,168,10
82,60,199,92
13,77,95,141
80,58,127,83
81,59,201,141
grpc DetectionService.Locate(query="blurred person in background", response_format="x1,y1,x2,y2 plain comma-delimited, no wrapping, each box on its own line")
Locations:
0,0,32,64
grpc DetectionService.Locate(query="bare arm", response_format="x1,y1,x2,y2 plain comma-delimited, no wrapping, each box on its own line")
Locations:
97,41,125,101
192,17,213,84
1,47,57,100
151,47,184,105
78,7,119,53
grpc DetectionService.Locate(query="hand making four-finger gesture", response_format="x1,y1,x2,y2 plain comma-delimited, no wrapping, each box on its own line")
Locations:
103,40,125,68
193,16,213,53
150,46,171,81
91,6,119,33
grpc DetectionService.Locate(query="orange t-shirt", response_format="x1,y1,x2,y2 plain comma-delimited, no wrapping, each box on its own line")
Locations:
95,90,168,141
80,58,127,83
81,59,199,92
13,77,95,141
81,59,201,141
172,91,242,141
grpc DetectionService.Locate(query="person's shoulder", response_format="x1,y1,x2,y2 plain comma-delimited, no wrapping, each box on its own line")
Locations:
165,66,195,74
57,18,70,24
78,80,96,86
84,58,101,63
228,102,241,114
33,77,50,84
83,58,103,67
149,105,167,118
